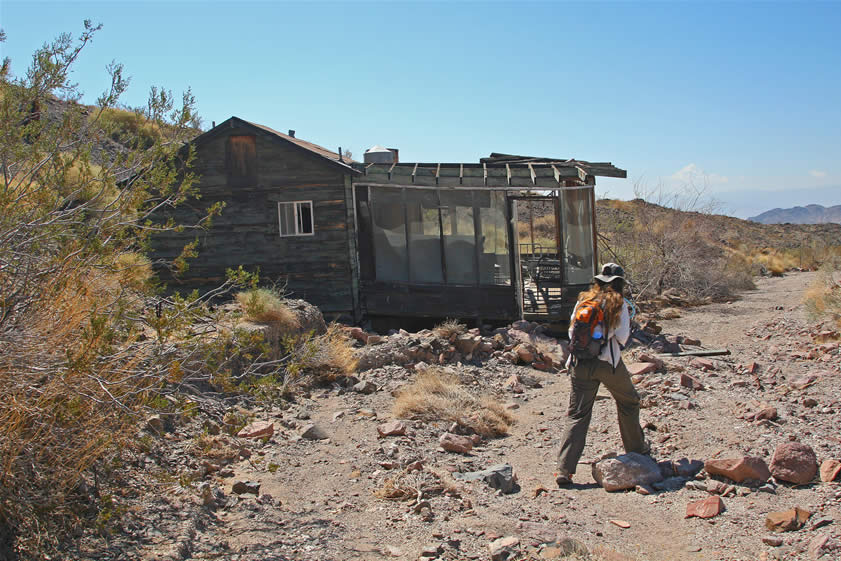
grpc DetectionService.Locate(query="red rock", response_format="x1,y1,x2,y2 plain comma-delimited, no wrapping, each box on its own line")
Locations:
685,496,724,519
770,442,818,484
515,344,535,363
439,432,473,454
765,507,811,532
681,337,701,346
636,353,665,368
377,420,407,437
761,536,783,546
819,459,841,482
690,357,715,371
628,362,659,376
746,361,760,374
236,420,274,439
809,534,839,559
680,373,704,390
704,457,771,483
609,519,631,528
505,374,525,393
753,407,778,421
349,327,368,343
489,536,519,561
792,374,818,389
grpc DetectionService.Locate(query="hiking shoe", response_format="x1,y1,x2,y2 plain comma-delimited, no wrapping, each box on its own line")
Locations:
555,473,572,487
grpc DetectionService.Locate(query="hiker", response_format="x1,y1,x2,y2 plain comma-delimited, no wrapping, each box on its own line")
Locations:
555,262,648,486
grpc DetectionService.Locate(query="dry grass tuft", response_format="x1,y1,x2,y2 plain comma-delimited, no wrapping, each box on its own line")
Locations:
236,288,300,327
804,262,841,326
294,323,358,384
393,368,513,437
433,318,466,339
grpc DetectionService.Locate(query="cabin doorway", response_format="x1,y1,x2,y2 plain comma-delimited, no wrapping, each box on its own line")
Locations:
509,195,564,319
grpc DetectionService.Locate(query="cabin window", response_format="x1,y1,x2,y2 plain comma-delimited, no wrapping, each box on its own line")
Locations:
278,201,314,237
227,135,257,186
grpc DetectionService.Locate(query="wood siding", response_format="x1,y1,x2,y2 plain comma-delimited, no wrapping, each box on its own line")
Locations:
152,126,355,318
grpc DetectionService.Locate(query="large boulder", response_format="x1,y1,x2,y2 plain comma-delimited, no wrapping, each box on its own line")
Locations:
592,452,663,492
704,456,771,483
285,299,327,335
770,442,818,485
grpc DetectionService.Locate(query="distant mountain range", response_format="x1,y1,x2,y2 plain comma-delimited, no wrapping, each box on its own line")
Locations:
749,204,841,224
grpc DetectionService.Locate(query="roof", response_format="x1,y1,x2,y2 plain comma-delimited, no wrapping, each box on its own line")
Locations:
191,117,359,174
353,154,626,189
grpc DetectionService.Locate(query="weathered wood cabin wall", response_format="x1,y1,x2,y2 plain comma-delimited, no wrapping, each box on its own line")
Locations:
152,122,358,320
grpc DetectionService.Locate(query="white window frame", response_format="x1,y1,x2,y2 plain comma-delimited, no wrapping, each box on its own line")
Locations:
278,200,315,237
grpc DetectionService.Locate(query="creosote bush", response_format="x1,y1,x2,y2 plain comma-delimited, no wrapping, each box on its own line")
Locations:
0,22,227,558
598,188,756,305
393,368,513,437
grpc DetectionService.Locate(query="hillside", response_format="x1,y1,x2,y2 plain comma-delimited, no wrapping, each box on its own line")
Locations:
598,199,841,249
749,204,841,225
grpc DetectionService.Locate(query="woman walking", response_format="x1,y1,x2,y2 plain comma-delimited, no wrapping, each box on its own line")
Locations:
556,262,649,486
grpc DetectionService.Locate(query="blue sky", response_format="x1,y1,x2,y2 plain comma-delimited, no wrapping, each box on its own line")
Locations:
2,1,839,217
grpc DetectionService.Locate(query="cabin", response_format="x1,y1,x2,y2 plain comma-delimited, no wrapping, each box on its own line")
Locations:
151,117,360,320
152,117,626,327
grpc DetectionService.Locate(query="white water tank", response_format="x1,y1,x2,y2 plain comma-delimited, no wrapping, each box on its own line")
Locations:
364,145,397,164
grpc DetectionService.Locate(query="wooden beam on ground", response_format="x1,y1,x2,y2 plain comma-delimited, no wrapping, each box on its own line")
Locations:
655,349,731,358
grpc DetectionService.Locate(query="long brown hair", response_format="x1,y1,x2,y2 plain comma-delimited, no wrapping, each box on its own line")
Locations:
577,281,624,330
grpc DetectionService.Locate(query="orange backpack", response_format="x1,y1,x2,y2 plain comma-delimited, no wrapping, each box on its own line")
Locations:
569,299,606,360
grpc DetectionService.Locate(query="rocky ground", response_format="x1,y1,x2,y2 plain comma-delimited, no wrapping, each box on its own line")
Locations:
72,272,840,561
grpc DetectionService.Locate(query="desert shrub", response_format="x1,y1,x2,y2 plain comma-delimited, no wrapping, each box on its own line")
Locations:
598,188,756,304
433,318,466,339
393,368,513,437
804,260,841,326
235,287,299,327
0,22,227,558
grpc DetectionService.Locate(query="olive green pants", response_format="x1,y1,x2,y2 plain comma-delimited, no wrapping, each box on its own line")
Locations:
557,358,647,476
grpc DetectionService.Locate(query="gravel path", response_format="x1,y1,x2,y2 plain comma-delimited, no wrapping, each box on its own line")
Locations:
77,272,840,561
